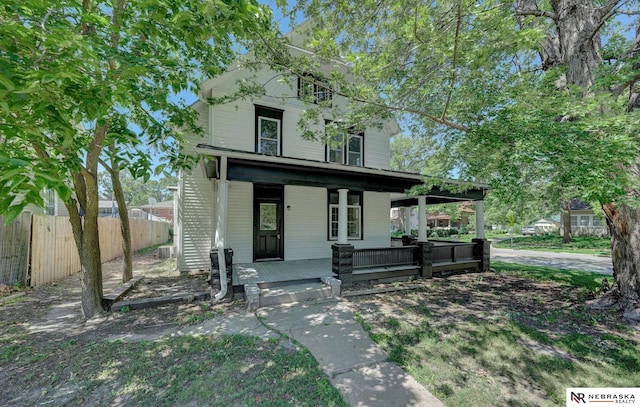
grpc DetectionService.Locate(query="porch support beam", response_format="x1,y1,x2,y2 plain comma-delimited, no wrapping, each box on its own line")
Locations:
404,207,412,235
475,200,485,239
338,188,349,244
418,196,427,241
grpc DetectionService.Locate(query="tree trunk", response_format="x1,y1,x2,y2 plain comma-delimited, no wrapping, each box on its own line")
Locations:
108,148,133,283
66,170,104,318
561,200,573,243
519,0,640,319
600,200,640,319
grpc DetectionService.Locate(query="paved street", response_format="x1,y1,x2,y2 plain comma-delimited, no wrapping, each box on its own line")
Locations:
491,246,613,275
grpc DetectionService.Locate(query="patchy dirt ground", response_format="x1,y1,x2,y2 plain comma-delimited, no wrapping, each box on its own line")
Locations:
0,253,243,346
2,256,639,407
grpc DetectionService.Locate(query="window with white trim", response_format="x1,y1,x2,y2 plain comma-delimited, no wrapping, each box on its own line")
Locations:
325,122,363,167
570,215,577,227
328,191,362,240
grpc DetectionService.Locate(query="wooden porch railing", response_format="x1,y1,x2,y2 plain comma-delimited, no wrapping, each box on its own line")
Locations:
431,242,475,263
352,246,419,269
332,238,490,288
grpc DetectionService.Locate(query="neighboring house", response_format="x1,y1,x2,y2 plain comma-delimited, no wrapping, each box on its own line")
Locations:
390,203,474,232
561,199,608,237
532,219,557,233
140,200,174,221
175,26,488,272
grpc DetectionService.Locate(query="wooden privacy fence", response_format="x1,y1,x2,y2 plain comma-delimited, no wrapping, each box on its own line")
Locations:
29,215,170,287
0,213,32,286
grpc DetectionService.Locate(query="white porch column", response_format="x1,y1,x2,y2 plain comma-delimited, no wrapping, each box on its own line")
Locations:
404,207,412,235
418,196,427,241
338,188,349,244
475,200,485,239
215,156,228,247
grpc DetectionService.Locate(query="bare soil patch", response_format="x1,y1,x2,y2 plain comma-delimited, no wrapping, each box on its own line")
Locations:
0,253,242,345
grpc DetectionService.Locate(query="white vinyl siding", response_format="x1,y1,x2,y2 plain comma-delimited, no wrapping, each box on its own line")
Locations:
202,65,393,167
284,186,328,260
362,191,391,248
284,186,391,260
177,168,213,272
363,127,390,170
226,181,253,263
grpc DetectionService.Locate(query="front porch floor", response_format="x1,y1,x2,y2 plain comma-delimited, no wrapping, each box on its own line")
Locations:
233,258,335,286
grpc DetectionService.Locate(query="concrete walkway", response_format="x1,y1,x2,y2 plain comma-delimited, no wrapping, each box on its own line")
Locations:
491,246,613,274
257,300,444,407
102,297,444,406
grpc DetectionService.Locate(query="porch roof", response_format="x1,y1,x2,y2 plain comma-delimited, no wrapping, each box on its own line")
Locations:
195,144,487,202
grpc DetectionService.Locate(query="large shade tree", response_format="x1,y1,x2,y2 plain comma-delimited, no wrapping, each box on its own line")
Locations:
0,0,271,317
276,0,640,319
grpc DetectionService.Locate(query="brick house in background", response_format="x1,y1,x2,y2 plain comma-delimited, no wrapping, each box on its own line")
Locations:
140,200,174,221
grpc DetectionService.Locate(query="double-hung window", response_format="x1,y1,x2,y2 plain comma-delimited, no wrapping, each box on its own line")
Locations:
298,74,333,105
328,190,362,240
255,105,283,156
325,121,363,167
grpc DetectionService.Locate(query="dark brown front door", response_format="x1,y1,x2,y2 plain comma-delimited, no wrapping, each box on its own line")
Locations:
254,185,284,261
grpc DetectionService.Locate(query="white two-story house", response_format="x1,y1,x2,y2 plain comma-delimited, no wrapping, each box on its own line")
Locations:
175,29,488,283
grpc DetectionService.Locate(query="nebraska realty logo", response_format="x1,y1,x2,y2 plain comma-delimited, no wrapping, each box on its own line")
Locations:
567,388,639,405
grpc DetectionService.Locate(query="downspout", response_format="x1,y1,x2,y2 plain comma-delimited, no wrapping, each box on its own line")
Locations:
208,89,228,301
213,156,229,301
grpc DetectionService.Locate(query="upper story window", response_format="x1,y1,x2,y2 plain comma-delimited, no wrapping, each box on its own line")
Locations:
298,74,333,105
325,121,364,167
255,105,283,156
45,189,56,215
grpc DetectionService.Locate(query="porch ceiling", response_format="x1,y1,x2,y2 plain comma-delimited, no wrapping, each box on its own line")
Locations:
196,144,487,201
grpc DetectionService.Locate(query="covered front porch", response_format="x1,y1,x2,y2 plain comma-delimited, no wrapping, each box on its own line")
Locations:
228,239,488,297
197,144,490,301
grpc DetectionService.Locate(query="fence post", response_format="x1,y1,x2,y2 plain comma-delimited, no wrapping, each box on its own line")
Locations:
332,244,354,288
472,239,490,272
417,241,435,279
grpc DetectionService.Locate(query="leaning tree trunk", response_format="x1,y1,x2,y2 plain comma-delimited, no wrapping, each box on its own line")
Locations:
601,198,640,319
561,200,572,243
108,147,133,283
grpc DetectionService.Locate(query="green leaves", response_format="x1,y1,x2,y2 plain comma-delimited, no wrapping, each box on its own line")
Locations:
0,0,273,219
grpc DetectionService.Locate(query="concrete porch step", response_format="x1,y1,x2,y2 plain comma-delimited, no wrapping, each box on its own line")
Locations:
245,276,341,309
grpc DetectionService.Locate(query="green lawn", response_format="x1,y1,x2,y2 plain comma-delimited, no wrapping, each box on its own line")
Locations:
349,263,638,407
0,329,347,406
492,235,611,256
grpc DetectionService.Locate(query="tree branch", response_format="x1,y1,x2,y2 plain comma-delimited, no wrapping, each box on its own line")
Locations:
253,30,469,132
514,9,558,21
441,3,462,121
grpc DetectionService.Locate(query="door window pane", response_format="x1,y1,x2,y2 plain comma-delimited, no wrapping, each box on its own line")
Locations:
260,203,277,231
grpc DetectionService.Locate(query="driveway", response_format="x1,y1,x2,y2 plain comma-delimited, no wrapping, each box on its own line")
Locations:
490,246,613,275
